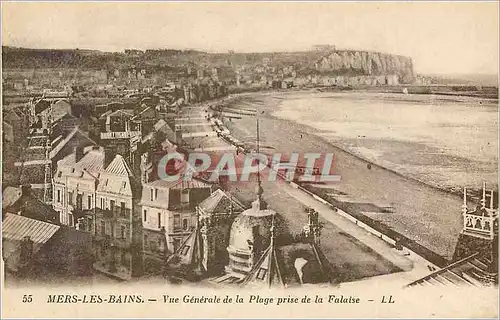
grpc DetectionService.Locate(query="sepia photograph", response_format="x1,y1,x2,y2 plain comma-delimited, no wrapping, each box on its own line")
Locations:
1,1,498,318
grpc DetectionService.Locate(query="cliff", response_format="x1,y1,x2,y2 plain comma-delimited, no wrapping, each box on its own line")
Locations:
315,51,414,83
2,46,415,83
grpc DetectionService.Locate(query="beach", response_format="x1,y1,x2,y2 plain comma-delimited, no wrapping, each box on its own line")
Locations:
221,90,498,260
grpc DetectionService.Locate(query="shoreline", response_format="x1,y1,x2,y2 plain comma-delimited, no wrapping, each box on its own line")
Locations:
215,90,497,259
221,90,497,198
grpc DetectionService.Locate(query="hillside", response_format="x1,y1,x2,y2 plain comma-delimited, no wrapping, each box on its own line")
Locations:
2,46,415,83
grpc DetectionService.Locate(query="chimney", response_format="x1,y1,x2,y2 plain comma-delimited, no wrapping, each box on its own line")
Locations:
74,145,84,163
104,146,116,168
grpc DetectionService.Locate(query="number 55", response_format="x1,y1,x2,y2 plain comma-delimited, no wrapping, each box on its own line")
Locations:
22,295,32,303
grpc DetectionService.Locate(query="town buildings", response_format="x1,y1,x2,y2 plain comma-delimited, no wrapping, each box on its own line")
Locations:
92,153,143,280
52,145,104,228
140,177,212,273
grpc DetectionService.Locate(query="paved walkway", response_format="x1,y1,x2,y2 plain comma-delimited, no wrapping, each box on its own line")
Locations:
178,104,424,283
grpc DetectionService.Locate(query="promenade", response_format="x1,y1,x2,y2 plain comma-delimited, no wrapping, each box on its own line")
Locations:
176,102,426,285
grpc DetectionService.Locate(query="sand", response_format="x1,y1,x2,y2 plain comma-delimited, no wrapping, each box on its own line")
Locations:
220,90,497,260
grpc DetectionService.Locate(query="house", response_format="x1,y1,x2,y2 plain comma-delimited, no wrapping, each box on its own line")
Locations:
98,109,142,167
131,104,157,137
140,176,212,274
163,188,244,280
2,213,93,281
165,181,333,287
3,108,28,144
15,127,97,203
52,146,104,228
93,154,143,280
3,185,59,224
30,99,73,130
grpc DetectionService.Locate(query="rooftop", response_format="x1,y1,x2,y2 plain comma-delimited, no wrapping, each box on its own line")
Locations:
198,189,246,214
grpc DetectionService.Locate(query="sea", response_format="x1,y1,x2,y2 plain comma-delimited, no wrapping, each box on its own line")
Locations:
272,92,499,192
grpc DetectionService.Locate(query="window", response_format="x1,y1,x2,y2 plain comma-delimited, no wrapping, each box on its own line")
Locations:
87,195,92,209
68,191,73,205
157,212,162,229
256,268,267,280
150,188,154,201
155,188,158,199
121,225,126,239
182,219,188,230
100,197,105,209
122,182,126,189
110,200,115,214
69,213,74,227
174,214,180,229
101,221,105,235
143,209,147,221
76,194,83,210
57,190,61,203
120,202,125,216
181,189,189,204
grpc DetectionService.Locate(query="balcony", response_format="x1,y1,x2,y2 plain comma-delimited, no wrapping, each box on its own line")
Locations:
463,213,498,240
100,131,141,140
96,207,132,219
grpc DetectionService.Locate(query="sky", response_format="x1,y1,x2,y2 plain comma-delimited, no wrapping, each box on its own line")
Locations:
2,1,499,75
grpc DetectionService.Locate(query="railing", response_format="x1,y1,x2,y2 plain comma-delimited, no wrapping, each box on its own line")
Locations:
406,252,479,287
463,213,497,239
100,131,141,139
99,207,132,219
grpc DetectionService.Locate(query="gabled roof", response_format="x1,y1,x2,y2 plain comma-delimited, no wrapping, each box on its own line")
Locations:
240,236,285,288
98,155,138,197
2,213,61,272
198,189,246,215
52,111,77,125
146,176,212,190
34,99,51,114
2,213,60,244
166,224,204,273
54,148,105,184
104,154,133,177
50,127,96,159
2,186,22,209
5,188,59,224
108,109,134,118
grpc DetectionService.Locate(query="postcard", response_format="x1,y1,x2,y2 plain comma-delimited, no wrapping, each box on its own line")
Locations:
1,1,498,318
